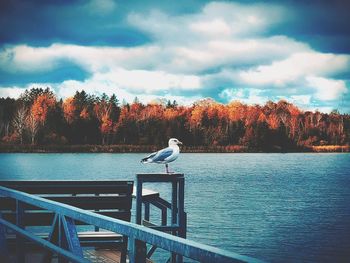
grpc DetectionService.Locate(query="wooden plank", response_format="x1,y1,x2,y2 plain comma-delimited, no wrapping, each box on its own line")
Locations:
6,231,123,240
93,249,121,263
0,181,133,195
0,185,132,195
132,187,159,199
0,181,133,186
0,196,132,210
1,210,131,226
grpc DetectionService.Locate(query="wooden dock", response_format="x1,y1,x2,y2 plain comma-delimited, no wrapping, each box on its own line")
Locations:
9,248,121,263
9,249,157,263
0,177,263,263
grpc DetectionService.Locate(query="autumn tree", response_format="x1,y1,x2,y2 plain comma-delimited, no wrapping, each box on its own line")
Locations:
26,110,39,145
2,88,350,150
12,105,27,144
31,94,56,125
63,97,76,124
94,93,120,145
19,87,54,107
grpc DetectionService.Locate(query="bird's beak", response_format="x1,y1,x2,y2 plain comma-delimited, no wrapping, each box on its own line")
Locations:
178,141,183,145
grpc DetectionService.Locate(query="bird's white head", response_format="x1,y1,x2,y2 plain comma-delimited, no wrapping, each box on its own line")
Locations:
168,138,182,146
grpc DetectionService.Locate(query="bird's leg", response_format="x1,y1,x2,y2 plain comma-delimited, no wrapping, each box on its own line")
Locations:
165,164,175,174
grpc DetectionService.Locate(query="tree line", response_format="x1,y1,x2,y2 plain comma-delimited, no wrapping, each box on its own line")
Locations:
0,88,349,151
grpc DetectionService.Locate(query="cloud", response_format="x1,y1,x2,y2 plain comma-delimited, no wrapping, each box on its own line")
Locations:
290,95,311,105
219,88,269,105
0,1,349,112
0,2,318,77
90,69,201,94
238,52,350,87
0,87,27,98
56,76,201,105
128,2,285,41
0,44,160,74
306,76,347,101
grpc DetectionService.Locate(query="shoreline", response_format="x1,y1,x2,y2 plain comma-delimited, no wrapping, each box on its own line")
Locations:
0,144,349,153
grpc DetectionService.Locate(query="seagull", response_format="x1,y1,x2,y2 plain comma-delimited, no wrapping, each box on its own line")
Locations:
141,138,183,173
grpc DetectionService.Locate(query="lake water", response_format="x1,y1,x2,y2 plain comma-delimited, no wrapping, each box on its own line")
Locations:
0,153,349,262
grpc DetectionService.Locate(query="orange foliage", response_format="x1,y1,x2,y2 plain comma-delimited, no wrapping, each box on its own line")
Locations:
164,108,178,120
288,104,301,138
227,101,245,121
80,107,89,120
258,112,267,123
141,104,163,120
129,103,144,120
101,115,113,134
118,106,129,122
94,101,114,143
31,94,56,124
268,113,280,129
245,106,260,126
190,106,204,128
62,97,76,124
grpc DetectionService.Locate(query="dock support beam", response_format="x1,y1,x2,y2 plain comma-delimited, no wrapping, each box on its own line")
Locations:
0,212,9,262
129,238,147,263
16,200,25,263
136,173,186,263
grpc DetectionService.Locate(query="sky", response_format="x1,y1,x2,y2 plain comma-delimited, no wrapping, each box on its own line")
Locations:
0,0,350,113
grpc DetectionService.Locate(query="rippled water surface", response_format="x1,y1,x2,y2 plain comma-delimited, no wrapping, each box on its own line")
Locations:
0,153,349,262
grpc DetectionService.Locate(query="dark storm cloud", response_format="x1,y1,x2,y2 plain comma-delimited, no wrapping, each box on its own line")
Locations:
1,0,349,52
266,0,350,53
0,0,207,47
0,0,150,47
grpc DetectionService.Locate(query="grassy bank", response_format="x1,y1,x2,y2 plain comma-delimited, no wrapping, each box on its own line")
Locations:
0,144,349,153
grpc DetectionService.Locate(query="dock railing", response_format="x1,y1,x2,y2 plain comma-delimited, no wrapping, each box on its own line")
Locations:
0,185,263,263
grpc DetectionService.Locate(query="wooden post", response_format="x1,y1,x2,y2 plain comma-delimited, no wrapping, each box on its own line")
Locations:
161,206,167,226
0,212,9,262
171,181,178,262
129,238,147,263
136,178,143,225
16,200,25,263
136,173,186,263
144,202,150,221
42,214,60,263
178,177,186,238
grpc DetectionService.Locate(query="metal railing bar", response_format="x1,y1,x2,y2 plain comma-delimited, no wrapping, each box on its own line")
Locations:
0,218,88,263
0,186,263,263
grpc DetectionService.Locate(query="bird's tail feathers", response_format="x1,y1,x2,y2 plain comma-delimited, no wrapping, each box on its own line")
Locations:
141,152,157,163
141,157,150,163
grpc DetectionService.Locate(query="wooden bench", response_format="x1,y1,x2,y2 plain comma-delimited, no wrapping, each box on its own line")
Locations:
0,180,133,262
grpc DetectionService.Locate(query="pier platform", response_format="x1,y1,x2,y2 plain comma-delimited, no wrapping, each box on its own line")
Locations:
0,177,263,263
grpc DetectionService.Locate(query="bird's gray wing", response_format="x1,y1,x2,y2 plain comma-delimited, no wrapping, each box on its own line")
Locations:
152,147,174,162
141,151,158,163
